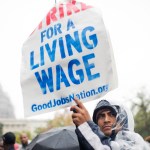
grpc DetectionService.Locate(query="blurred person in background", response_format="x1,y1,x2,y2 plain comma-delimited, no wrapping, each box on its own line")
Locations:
19,133,29,150
14,143,20,150
2,132,15,150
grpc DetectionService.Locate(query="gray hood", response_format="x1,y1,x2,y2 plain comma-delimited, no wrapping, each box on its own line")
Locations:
92,99,134,132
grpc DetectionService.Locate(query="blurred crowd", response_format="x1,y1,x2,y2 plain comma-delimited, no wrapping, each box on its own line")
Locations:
0,130,150,150
0,132,29,150
0,126,150,150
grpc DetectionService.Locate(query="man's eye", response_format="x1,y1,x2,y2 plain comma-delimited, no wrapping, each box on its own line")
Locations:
98,114,104,119
110,113,115,117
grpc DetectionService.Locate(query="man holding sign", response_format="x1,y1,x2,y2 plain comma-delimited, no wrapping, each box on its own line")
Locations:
70,98,150,150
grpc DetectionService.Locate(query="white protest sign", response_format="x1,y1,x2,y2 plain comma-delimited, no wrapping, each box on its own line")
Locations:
20,0,118,117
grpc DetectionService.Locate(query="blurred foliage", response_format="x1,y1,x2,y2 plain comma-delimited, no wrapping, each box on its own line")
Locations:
35,108,73,135
131,87,150,138
48,109,73,128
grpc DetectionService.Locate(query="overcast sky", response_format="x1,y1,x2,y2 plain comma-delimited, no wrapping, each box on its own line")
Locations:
0,0,150,119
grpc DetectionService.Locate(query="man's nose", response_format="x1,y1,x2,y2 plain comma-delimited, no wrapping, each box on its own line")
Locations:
104,114,110,122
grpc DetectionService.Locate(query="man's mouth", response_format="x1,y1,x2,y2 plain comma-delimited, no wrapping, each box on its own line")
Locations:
103,125,112,131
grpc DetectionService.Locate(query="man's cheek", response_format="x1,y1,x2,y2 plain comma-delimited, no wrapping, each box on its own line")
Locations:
98,121,103,129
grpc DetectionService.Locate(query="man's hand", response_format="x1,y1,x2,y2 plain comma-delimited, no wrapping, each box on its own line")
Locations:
70,98,91,127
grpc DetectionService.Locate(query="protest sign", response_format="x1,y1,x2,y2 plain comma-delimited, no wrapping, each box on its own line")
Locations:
20,0,118,117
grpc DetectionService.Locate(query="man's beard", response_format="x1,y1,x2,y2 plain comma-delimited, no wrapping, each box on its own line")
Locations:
22,143,28,147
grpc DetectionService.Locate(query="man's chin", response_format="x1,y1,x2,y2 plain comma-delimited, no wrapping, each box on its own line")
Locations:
103,130,112,136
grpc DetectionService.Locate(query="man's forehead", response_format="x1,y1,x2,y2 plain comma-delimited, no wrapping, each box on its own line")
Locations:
97,108,112,114
20,134,28,138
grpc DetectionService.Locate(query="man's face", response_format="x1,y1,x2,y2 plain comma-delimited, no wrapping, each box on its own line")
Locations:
20,134,28,145
96,108,116,136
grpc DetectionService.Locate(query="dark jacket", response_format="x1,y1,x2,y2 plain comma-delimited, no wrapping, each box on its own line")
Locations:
76,121,111,150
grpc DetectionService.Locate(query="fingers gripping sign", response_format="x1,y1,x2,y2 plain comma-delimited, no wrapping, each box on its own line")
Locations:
70,98,91,126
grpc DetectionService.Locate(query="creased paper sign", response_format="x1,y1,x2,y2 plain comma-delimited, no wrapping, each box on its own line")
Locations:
20,0,118,117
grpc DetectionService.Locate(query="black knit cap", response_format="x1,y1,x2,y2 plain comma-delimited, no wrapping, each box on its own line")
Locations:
93,100,118,124
2,132,16,145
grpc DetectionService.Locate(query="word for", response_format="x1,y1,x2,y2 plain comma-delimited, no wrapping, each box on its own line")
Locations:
40,19,75,43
